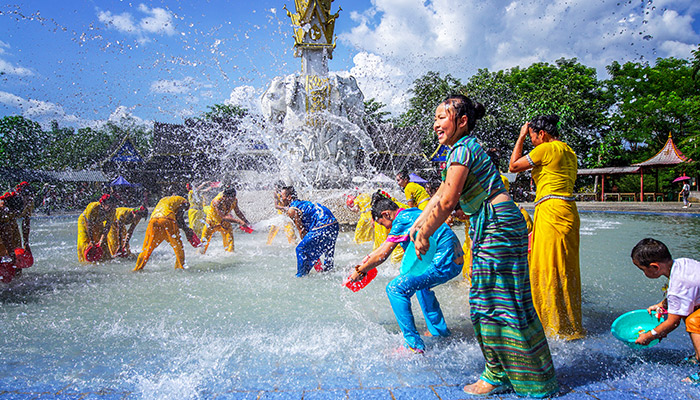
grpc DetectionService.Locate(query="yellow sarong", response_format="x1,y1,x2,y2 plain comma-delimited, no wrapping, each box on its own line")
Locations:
134,196,188,270
530,199,583,340
188,189,207,238
107,207,137,257
134,218,184,270
201,192,236,253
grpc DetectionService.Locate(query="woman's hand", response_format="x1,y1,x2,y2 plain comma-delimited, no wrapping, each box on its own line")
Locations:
519,122,530,139
409,221,421,242
413,233,430,259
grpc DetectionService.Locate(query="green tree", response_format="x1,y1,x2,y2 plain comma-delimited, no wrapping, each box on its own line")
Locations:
691,44,700,81
38,120,152,170
463,59,611,169
605,57,700,162
397,71,467,155
363,98,390,126
0,116,47,169
507,58,611,166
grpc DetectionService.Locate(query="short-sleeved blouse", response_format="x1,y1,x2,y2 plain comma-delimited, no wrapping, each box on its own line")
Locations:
526,141,577,202
443,136,505,215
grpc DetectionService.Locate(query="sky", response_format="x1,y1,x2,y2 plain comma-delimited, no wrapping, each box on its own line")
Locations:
1,0,699,130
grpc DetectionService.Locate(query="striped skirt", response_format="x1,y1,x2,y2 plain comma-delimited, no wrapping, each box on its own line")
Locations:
469,200,559,397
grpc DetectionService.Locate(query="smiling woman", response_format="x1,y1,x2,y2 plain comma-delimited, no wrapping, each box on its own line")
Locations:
410,94,558,397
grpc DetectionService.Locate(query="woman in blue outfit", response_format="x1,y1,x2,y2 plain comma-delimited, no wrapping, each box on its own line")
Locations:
279,186,339,277
348,192,463,353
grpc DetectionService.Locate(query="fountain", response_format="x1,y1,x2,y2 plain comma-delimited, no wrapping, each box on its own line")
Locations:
259,0,376,188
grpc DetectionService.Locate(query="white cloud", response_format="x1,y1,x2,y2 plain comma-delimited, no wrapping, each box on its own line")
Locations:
137,4,176,36
107,105,152,129
0,90,152,130
338,0,700,109
659,40,698,59
0,91,24,108
340,52,411,114
0,59,33,76
98,11,138,33
1,92,84,128
98,3,177,43
0,41,33,76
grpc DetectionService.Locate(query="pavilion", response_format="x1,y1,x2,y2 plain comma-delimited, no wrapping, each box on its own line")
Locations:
577,133,692,201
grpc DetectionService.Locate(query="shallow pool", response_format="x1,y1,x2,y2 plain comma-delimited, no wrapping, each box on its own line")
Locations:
1,212,699,399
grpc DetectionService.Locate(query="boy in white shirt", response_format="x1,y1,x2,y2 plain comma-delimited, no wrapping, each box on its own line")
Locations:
631,238,700,383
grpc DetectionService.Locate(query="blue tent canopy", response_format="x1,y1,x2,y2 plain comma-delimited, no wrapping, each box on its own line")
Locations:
409,173,427,184
110,176,135,187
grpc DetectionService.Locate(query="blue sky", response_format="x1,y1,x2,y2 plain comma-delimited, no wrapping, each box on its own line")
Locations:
1,0,699,129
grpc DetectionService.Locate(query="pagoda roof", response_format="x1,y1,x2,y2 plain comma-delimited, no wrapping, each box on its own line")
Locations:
632,132,691,167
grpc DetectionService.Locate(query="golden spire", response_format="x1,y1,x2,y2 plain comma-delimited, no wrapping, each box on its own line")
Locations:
284,0,340,59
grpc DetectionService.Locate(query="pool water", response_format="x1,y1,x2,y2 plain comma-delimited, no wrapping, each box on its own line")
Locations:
1,212,700,399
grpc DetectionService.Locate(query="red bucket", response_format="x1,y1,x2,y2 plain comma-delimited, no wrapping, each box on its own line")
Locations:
14,248,33,269
84,244,104,262
344,267,378,292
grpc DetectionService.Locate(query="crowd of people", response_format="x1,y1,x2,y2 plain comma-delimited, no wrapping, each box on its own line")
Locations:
2,95,700,394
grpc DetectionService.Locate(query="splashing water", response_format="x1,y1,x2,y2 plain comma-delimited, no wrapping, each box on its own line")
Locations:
3,210,700,398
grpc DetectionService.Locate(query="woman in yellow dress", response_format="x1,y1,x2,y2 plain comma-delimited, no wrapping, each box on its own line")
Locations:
187,182,211,239
395,171,430,210
509,114,584,340
77,194,117,263
107,206,148,257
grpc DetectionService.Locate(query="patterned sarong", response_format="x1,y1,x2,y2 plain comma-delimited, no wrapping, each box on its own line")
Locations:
469,200,559,397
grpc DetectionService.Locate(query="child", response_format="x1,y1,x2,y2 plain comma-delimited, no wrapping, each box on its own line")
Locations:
632,238,700,383
348,192,463,353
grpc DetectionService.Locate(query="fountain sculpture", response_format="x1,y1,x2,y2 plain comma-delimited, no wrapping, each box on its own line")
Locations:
260,0,375,187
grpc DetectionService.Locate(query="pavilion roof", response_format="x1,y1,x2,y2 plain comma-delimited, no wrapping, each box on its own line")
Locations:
632,132,691,167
